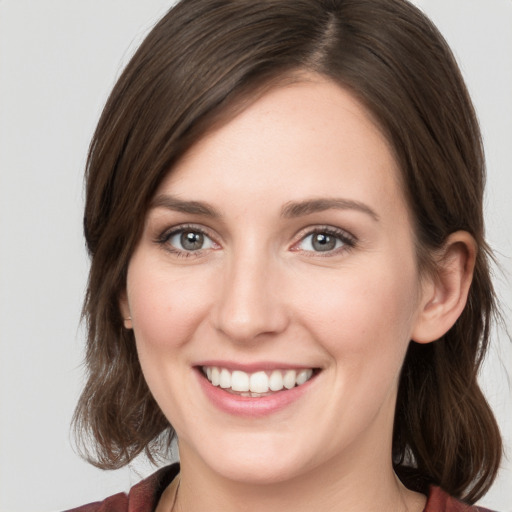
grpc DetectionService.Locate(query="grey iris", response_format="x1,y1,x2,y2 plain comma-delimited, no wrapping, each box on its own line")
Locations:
313,233,336,251
181,231,204,250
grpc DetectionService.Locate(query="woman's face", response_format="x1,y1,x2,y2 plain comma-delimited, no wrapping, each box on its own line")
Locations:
122,77,429,484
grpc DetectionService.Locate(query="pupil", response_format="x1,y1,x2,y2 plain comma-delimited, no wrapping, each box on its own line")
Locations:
181,231,203,250
312,233,335,252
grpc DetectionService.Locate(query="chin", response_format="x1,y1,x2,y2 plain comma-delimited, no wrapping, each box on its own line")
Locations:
211,455,307,485
183,431,316,485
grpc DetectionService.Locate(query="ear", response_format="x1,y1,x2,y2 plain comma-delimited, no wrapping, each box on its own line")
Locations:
119,290,133,330
411,231,477,343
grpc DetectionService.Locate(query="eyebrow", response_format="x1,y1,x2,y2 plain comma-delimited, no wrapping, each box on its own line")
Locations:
150,194,379,221
150,194,221,218
281,198,379,221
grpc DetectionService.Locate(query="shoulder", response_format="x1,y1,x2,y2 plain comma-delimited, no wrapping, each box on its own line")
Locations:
425,486,499,512
62,464,180,512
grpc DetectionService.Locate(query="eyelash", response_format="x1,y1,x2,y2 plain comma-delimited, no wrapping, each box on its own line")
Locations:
155,224,219,258
155,224,357,258
291,226,357,256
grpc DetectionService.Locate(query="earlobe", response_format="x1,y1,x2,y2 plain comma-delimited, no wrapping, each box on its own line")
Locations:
119,291,133,330
411,231,477,344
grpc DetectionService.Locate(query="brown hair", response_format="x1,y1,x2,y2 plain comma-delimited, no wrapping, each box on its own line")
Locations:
74,0,502,503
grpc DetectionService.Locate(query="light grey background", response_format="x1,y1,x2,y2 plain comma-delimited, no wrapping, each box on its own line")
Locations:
0,1,510,511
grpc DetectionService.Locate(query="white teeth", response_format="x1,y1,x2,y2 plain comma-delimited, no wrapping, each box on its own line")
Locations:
219,368,231,389
211,367,220,386
283,370,296,389
231,370,250,392
296,369,313,385
269,370,284,391
249,371,269,393
203,366,315,395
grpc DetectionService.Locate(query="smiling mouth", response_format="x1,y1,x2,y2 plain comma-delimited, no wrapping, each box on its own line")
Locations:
201,366,316,397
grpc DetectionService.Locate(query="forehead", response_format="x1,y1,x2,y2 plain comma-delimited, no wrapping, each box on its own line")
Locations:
157,77,405,220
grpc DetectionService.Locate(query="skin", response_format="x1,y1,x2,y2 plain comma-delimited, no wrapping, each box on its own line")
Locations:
121,77,475,512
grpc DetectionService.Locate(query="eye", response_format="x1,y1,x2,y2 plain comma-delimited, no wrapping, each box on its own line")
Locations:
293,228,356,254
158,226,218,255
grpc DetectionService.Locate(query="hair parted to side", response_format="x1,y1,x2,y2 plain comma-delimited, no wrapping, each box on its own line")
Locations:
74,0,502,503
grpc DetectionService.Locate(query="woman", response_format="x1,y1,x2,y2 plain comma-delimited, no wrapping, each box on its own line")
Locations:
69,0,503,510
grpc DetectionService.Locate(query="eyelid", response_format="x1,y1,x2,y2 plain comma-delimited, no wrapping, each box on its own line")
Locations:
155,223,221,256
153,222,356,257
290,225,357,254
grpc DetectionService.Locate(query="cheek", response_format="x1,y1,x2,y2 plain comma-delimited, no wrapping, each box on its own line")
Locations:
296,256,420,368
125,254,217,430
126,256,214,355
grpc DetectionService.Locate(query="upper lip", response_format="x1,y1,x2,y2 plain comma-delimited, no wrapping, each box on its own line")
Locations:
196,361,319,373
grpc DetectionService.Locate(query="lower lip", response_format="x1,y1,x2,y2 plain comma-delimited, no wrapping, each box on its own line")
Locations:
196,369,317,418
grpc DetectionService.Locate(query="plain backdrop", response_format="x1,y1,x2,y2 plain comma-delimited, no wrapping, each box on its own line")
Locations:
0,1,510,511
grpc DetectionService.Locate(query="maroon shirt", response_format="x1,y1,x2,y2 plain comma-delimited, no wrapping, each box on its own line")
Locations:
64,464,498,512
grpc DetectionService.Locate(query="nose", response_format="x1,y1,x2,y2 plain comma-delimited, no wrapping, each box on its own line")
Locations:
212,250,289,344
